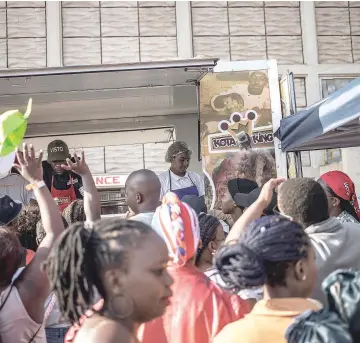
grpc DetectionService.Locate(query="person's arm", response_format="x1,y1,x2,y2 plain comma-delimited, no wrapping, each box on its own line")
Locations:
61,151,101,222
41,160,52,191
14,144,65,323
225,178,285,244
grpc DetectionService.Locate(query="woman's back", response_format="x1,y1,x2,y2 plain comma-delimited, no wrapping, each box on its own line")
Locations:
0,285,45,343
138,264,249,343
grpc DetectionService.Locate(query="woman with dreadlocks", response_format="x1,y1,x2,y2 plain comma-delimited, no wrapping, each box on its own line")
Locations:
0,144,65,343
40,151,100,343
195,213,225,273
213,215,321,343
45,218,173,343
138,193,249,343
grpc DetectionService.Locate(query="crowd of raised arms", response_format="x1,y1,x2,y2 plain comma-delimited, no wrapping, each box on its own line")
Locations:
0,140,359,343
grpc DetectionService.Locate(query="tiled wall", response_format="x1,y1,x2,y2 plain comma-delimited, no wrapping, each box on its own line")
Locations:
191,1,303,64
0,1,46,68
294,77,307,109
315,1,360,63
61,1,177,66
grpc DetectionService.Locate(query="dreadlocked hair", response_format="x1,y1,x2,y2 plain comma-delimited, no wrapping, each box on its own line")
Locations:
215,215,310,293
195,213,221,266
44,218,151,324
62,200,85,225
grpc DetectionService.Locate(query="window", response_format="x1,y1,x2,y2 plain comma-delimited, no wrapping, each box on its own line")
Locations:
324,148,342,165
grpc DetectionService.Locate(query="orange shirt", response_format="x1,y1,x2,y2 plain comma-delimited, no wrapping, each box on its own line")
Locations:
137,264,249,343
213,298,322,343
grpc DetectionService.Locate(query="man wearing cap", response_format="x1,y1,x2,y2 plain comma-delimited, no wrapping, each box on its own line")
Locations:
42,140,84,211
221,178,277,223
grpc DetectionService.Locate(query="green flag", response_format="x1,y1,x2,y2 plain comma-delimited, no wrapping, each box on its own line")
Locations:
0,98,32,157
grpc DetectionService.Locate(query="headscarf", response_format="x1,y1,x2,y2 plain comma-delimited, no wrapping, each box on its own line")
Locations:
286,309,353,343
152,192,200,267
320,171,360,220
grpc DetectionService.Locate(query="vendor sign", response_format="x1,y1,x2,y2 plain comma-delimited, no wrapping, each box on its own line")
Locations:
200,68,276,209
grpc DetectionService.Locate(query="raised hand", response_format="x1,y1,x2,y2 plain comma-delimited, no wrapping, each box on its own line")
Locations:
257,177,286,208
14,143,43,184
61,151,90,176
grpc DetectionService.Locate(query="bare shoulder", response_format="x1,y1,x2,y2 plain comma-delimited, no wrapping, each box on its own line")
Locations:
75,317,134,343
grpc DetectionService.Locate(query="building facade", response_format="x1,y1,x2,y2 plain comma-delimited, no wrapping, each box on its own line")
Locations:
0,1,360,192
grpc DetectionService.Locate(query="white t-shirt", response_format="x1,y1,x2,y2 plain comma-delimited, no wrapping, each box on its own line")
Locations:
0,173,35,205
130,212,155,227
158,170,205,200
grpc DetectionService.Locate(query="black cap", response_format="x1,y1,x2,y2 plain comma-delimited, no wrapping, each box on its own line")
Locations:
234,187,277,215
0,195,23,226
227,178,259,204
47,140,70,163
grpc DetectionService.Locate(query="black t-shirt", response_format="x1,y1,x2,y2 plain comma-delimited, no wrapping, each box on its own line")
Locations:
42,161,84,199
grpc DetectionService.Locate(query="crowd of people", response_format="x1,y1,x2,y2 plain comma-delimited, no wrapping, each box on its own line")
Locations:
0,139,359,343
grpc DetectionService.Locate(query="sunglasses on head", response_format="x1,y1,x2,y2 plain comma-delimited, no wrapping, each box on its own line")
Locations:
272,205,293,221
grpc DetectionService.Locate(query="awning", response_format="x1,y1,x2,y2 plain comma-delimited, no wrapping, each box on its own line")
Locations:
0,58,218,132
275,78,360,152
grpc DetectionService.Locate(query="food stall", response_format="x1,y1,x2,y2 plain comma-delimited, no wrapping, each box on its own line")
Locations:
0,58,285,213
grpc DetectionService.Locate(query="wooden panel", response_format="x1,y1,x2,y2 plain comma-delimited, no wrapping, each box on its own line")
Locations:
294,78,307,108
139,7,176,36
105,145,144,173
144,142,171,174
192,8,229,36
102,37,140,64
231,36,267,60
318,36,353,63
62,8,100,37
265,8,301,35
8,38,46,68
229,8,265,36
63,38,101,65
140,37,177,61
267,36,303,64
83,147,105,174
193,36,230,60
7,8,46,38
101,8,139,37
316,8,350,35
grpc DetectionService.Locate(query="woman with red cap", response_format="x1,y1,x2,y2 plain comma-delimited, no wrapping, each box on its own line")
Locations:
138,192,249,343
318,171,359,224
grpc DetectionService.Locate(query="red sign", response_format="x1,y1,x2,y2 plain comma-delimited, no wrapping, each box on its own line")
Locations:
93,175,128,188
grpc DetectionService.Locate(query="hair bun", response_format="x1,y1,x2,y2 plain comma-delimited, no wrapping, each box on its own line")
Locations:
215,242,266,292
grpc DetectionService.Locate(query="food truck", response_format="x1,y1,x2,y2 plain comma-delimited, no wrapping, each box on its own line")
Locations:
0,58,289,214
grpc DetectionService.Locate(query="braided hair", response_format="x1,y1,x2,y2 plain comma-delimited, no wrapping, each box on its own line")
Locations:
62,200,85,225
215,215,310,293
195,213,221,266
44,218,151,324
